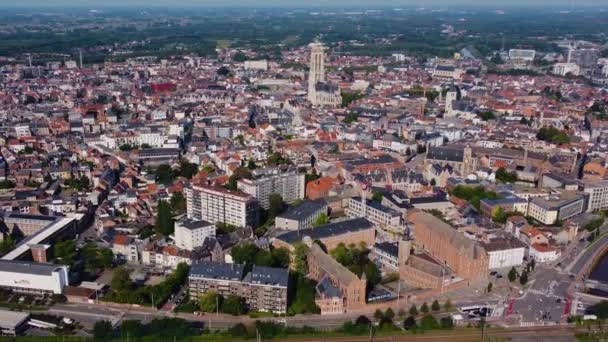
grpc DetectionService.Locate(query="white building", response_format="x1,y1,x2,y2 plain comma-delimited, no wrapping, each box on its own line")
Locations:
527,192,585,225
345,197,401,229
0,260,69,294
482,238,526,269
14,125,31,138
553,63,581,76
174,218,216,251
583,180,608,212
529,243,560,263
185,184,258,228
237,167,305,210
244,60,268,71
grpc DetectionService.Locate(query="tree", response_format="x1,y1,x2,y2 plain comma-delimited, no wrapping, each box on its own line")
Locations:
409,304,419,316
374,309,384,320
444,299,452,311
372,191,384,202
403,316,417,330
520,270,528,285
420,302,429,314
93,321,114,341
419,314,439,330
431,300,440,312
233,51,248,62
179,160,199,179
440,316,454,329
271,247,291,268
222,295,247,315
99,248,114,269
385,308,395,320
247,159,257,170
170,192,186,214
120,320,144,338
111,267,132,292
155,200,174,236
508,267,518,282
495,167,518,183
293,242,309,274
487,282,493,293
416,144,427,154
430,178,436,186
53,240,76,265
154,164,175,185
0,236,15,255
492,206,508,224
199,292,220,312
288,273,320,315
268,193,285,219
312,213,329,227
594,301,608,320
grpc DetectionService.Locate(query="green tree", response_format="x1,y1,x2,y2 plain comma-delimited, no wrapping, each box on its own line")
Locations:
222,295,247,315
520,270,528,285
110,267,132,293
487,282,493,293
403,316,417,330
594,301,608,320
53,240,76,265
431,300,440,312
199,291,220,313
99,248,114,269
493,206,507,224
444,299,452,311
119,320,144,338
179,160,199,179
311,213,329,227
271,247,291,268
419,314,439,330
508,267,518,282
230,243,260,267
293,242,309,275
374,309,385,320
0,236,15,255
409,304,418,316
372,191,384,202
496,167,518,183
440,316,454,329
93,321,114,341
170,192,186,214
154,164,175,185
268,193,285,219
288,273,320,315
430,178,436,186
420,302,429,314
155,200,174,236
233,51,248,62
385,308,395,320
247,159,257,170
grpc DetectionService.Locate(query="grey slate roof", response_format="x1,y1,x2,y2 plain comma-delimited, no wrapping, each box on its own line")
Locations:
0,260,65,276
277,199,327,221
426,146,465,163
189,261,245,281
247,266,289,287
275,217,373,245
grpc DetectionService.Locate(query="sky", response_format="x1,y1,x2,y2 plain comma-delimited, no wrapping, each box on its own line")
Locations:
2,0,607,8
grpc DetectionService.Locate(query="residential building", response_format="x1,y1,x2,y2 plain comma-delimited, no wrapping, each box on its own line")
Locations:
185,184,258,228
188,261,289,313
237,167,305,209
345,197,401,229
529,243,560,263
174,218,216,251
481,236,526,269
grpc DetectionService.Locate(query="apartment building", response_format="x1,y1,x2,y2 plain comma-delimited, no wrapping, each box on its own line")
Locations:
174,218,216,251
185,184,258,228
188,261,289,313
237,167,305,209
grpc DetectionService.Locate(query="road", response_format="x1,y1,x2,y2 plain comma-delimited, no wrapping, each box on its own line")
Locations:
568,232,608,276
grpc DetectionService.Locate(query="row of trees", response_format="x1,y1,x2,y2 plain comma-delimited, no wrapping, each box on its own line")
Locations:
199,291,247,315
451,185,502,210
330,242,381,286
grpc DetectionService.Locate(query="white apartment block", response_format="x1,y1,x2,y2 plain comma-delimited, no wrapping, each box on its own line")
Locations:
185,184,258,228
553,63,580,76
174,218,216,251
237,167,305,209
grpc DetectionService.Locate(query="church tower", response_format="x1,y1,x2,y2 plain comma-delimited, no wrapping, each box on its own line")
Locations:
308,42,326,103
462,144,474,175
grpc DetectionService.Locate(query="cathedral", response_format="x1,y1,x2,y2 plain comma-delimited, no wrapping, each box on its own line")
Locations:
307,42,342,107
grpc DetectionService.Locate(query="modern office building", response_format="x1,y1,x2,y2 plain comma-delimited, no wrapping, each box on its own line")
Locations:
174,218,216,251
583,180,608,212
185,184,258,228
527,192,586,225
0,260,69,294
237,167,305,210
188,261,289,313
0,309,30,336
275,199,328,231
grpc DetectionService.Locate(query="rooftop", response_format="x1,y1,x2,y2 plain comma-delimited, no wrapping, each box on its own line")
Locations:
189,261,245,281
276,199,327,221
309,244,361,286
0,259,67,276
275,217,373,245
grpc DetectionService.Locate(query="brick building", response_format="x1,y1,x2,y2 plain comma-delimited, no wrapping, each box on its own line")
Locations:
406,211,489,284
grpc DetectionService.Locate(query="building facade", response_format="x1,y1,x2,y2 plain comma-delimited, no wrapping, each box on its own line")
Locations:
185,184,258,228
274,199,328,231
0,260,69,294
174,218,216,251
237,167,305,210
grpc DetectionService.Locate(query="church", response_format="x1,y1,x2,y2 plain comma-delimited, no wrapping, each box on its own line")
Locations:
307,42,342,107
424,144,478,176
